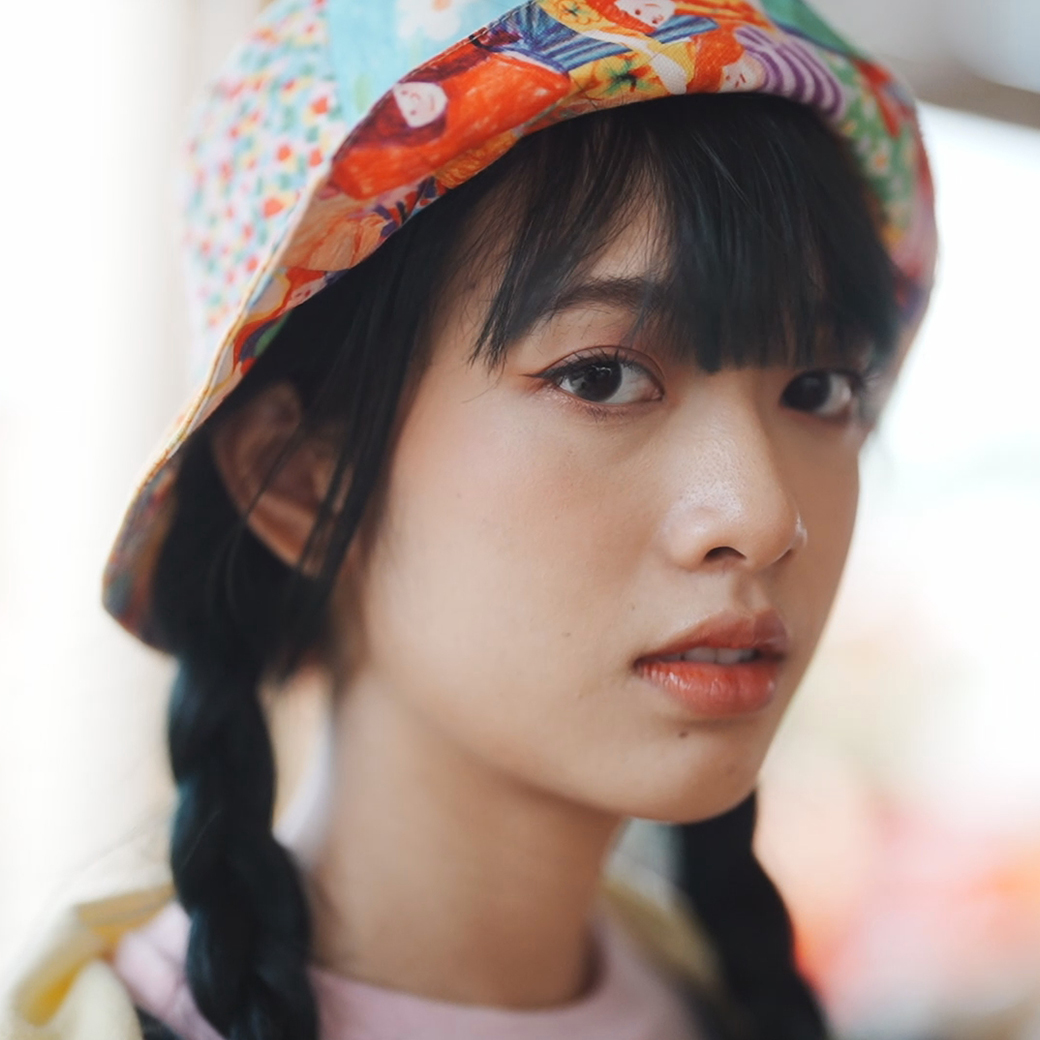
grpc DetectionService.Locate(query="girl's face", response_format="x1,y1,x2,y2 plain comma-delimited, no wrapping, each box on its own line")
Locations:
615,0,676,28
392,81,449,128
331,207,870,824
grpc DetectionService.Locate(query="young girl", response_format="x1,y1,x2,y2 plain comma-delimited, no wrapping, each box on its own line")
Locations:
3,1,936,1039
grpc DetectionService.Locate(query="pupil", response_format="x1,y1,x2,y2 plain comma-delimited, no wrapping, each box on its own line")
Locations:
783,372,829,410
573,361,622,402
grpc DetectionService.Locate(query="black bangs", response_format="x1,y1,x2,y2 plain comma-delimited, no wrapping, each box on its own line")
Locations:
459,92,899,374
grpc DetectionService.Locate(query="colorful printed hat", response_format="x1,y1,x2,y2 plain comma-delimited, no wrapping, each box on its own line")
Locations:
104,0,937,646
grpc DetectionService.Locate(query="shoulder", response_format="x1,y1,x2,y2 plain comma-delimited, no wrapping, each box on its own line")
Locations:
1,887,172,1040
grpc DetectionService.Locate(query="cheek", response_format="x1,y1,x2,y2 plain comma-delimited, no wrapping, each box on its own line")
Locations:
807,458,859,583
351,372,655,784
783,446,860,662
386,393,643,625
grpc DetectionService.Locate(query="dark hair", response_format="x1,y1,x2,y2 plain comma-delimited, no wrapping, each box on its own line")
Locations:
151,93,895,1040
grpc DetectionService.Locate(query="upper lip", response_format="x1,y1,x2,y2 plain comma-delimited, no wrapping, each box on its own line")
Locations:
637,610,791,662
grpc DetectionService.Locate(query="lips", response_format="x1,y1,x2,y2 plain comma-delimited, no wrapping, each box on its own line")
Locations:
634,610,789,718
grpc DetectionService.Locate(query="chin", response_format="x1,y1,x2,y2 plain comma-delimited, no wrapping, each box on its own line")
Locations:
629,778,759,826
574,746,764,826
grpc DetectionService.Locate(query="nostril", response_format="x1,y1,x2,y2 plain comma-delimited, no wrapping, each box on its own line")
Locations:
704,545,744,562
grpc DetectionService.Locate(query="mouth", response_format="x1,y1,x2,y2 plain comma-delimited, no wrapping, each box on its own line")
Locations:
634,610,789,718
655,646,762,665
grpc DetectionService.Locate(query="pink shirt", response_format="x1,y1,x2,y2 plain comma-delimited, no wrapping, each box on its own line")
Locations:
113,903,700,1040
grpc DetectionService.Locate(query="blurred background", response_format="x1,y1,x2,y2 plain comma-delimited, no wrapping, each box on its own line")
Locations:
0,1,1037,1037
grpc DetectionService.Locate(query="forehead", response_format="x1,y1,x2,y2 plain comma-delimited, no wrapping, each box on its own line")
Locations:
582,203,667,283
446,187,670,328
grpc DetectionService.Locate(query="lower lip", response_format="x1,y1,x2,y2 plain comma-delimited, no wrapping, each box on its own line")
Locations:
635,658,781,718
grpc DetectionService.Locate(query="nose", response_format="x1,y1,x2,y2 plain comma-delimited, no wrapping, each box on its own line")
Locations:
659,384,807,574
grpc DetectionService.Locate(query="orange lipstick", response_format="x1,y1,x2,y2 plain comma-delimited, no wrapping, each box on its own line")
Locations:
635,611,789,718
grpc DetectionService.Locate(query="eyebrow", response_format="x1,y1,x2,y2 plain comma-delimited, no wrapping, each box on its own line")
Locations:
475,274,673,365
541,276,669,323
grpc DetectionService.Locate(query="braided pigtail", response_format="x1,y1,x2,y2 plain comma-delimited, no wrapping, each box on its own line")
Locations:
674,795,828,1040
153,440,318,1040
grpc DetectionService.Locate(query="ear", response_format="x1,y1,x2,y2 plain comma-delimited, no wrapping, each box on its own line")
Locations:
210,383,336,572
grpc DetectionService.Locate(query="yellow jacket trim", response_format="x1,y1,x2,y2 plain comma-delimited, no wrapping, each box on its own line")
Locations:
1,887,172,1040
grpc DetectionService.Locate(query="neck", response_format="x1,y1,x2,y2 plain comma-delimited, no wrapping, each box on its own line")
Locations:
307,675,622,1008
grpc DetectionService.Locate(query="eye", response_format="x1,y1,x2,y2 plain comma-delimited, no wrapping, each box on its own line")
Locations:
544,351,661,406
781,369,861,421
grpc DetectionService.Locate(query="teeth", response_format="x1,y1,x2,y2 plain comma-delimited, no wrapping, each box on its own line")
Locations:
682,647,720,663
715,648,754,665
662,647,757,664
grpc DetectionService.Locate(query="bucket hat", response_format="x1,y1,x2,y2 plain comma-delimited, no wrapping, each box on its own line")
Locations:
103,0,937,647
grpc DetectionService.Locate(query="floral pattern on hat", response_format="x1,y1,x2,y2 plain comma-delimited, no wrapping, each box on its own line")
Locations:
182,0,348,382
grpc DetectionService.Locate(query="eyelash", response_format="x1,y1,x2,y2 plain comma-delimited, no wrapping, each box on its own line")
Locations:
537,348,662,417
781,367,873,424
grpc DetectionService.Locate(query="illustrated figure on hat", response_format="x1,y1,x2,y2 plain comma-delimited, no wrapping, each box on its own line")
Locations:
330,38,570,198
2,1,937,1039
